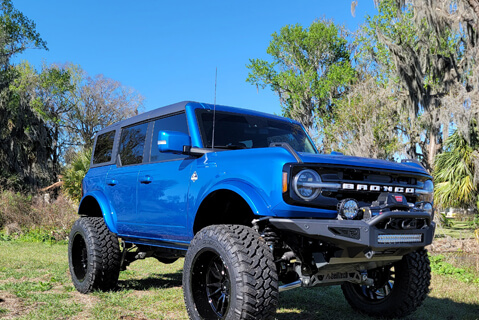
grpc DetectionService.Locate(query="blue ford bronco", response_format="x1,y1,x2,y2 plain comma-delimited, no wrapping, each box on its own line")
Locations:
68,101,435,319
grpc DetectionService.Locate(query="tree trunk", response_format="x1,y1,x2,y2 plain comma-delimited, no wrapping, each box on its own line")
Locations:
466,0,479,18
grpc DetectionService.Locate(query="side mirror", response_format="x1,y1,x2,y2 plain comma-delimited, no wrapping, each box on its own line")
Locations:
158,130,191,154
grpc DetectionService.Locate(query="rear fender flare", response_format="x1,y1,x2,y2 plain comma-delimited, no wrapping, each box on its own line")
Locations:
78,191,118,234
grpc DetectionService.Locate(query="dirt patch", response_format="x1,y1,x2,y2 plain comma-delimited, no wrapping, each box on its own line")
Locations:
119,315,149,320
0,291,32,319
428,238,479,254
69,291,100,320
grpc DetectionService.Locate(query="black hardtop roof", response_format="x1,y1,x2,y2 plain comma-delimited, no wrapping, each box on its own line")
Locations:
96,101,190,135
95,101,298,137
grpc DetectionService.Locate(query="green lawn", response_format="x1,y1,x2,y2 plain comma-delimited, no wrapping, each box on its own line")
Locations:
0,241,478,320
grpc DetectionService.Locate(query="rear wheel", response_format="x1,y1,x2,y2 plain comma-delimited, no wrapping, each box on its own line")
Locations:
68,217,121,293
183,225,279,320
341,248,431,318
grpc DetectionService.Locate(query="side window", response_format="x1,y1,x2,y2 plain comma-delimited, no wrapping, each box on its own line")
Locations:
118,123,148,166
150,113,189,162
93,131,115,164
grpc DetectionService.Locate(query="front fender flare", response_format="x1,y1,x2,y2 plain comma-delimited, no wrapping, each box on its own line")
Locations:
198,179,272,217
78,191,118,234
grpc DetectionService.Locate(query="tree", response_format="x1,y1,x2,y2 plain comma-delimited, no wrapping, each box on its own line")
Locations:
325,70,403,160
63,65,144,148
356,0,479,170
0,1,143,192
36,63,75,176
433,123,479,209
246,19,355,147
0,0,47,72
0,0,52,191
35,63,144,158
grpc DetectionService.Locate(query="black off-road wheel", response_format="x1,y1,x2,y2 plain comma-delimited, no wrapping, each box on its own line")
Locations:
183,225,279,320
341,248,431,318
68,217,121,293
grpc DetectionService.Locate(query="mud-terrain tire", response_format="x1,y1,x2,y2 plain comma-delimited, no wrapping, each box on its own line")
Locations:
341,248,430,318
68,217,121,293
183,225,279,320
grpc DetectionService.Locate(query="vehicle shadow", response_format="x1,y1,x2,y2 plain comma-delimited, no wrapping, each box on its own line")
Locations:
118,271,183,291
275,286,479,320
116,269,479,320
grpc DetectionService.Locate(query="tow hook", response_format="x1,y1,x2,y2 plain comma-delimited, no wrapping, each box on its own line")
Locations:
365,250,375,259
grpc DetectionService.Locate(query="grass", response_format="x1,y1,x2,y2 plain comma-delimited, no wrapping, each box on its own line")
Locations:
436,220,476,239
0,241,479,319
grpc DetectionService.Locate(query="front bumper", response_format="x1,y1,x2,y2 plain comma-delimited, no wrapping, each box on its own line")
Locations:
269,211,435,252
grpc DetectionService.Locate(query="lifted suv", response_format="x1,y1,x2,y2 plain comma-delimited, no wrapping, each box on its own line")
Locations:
68,101,435,319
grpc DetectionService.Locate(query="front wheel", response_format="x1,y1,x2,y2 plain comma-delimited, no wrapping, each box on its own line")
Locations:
183,225,279,320
341,248,431,318
68,217,121,293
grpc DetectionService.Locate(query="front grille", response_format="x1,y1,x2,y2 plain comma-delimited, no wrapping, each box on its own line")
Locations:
377,234,423,244
284,163,430,210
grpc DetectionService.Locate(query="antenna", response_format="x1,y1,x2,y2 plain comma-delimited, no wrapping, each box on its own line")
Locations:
212,67,217,149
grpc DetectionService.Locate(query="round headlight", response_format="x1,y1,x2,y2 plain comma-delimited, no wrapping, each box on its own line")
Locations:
417,179,434,203
424,180,434,192
293,169,321,201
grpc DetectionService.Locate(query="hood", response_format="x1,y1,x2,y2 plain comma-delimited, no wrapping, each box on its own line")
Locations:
298,153,430,176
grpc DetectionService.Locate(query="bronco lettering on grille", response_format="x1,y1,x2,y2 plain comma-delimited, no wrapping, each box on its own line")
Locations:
342,183,414,193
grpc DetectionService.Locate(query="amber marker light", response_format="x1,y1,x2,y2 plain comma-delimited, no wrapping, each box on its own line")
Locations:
282,172,288,193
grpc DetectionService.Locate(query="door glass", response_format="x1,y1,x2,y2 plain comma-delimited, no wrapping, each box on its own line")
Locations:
119,123,148,166
150,113,189,162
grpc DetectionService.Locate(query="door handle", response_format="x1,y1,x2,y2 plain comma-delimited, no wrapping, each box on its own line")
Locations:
140,175,152,184
107,179,118,186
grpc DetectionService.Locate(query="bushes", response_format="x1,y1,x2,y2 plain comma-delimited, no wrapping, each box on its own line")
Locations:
0,190,77,242
62,148,91,203
430,254,479,285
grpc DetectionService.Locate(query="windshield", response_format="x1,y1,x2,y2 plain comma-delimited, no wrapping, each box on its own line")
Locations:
196,109,317,154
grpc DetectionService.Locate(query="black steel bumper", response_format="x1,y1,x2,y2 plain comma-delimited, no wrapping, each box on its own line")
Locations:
269,211,435,251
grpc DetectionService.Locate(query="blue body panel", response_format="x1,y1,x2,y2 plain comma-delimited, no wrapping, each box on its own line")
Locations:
81,101,431,248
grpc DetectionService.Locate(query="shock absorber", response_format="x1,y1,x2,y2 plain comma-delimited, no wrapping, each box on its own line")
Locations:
262,225,280,247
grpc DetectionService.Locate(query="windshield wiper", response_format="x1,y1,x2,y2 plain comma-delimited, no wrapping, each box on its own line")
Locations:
213,144,248,150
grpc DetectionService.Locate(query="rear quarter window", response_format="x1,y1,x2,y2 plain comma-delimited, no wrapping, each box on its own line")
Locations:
93,131,115,164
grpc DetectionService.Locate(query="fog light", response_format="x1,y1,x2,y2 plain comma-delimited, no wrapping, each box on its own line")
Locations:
422,202,433,214
338,199,359,219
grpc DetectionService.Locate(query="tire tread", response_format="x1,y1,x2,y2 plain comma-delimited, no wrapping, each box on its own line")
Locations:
69,217,121,293
183,224,279,320
341,248,431,318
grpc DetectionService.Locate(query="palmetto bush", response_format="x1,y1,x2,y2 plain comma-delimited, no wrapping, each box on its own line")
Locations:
62,148,91,203
434,127,479,210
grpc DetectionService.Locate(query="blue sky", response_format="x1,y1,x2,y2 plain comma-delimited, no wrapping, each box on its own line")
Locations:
15,0,377,116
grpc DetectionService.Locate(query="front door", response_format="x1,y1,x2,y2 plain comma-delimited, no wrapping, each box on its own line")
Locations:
136,113,193,243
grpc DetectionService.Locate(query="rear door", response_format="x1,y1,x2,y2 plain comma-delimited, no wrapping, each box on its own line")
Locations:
105,122,149,236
